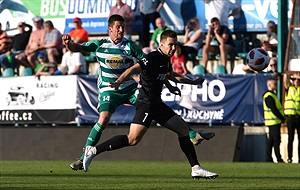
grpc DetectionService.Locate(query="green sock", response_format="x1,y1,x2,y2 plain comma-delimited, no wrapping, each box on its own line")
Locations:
80,123,105,160
181,118,197,139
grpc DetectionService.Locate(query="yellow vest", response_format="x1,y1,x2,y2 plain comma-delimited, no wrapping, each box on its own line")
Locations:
263,92,284,126
284,86,300,115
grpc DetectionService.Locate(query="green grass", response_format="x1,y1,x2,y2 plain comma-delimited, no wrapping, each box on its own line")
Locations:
1,161,300,189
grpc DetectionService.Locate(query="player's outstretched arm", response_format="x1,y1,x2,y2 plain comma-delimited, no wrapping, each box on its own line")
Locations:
164,79,181,96
109,64,142,90
167,71,205,85
62,34,85,52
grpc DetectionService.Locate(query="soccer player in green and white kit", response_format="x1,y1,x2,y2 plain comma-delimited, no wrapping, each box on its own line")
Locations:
62,14,215,171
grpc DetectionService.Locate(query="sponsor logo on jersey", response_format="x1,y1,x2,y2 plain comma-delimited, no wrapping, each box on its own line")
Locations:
106,57,123,67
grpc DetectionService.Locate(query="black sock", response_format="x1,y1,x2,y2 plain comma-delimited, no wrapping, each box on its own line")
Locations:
179,136,199,167
95,135,129,155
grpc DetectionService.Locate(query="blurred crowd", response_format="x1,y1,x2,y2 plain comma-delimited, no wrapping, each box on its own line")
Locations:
0,0,298,77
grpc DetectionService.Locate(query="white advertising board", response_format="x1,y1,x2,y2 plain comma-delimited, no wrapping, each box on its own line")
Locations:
0,75,77,124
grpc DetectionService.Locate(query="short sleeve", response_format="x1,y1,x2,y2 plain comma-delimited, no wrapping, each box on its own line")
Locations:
128,40,146,60
138,56,150,70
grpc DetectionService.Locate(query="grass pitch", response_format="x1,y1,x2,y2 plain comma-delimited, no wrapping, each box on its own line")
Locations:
0,161,299,190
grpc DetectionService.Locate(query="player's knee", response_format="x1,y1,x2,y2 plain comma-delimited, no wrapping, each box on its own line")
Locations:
97,117,110,127
127,137,140,146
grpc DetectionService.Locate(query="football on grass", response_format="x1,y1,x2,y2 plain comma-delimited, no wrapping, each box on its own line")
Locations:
246,48,270,71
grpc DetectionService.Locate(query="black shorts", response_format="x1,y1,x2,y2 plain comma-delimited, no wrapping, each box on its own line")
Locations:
132,100,176,128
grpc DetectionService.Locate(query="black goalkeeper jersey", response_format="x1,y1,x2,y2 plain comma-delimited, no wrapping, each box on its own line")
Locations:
137,48,172,103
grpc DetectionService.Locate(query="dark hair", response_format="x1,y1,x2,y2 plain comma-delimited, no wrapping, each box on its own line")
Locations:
44,20,54,28
211,17,220,23
108,14,125,27
160,30,177,42
267,20,276,28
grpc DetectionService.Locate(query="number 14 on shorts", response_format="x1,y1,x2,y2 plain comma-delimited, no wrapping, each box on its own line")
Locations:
102,96,110,101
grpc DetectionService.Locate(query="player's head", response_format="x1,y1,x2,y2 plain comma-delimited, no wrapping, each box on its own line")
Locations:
266,78,277,91
108,14,125,44
159,30,177,57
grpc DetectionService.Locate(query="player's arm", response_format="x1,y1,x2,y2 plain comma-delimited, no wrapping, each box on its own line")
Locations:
164,79,181,96
166,71,204,85
62,34,85,52
110,64,142,90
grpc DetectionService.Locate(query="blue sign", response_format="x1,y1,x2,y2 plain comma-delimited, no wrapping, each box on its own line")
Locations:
77,74,276,125
63,0,291,34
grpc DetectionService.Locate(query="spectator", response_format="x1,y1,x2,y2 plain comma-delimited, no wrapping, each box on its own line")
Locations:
142,17,170,54
262,21,277,57
69,17,89,44
35,52,56,78
283,73,300,163
0,23,11,73
109,0,135,40
14,22,33,67
202,17,235,72
203,0,240,27
263,78,285,163
0,22,10,55
40,20,63,63
63,17,89,54
0,22,32,71
267,57,278,74
180,17,204,58
232,63,247,74
139,0,164,48
54,47,86,75
24,16,45,68
171,45,188,76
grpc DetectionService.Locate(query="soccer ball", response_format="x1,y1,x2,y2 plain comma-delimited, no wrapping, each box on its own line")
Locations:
246,48,270,71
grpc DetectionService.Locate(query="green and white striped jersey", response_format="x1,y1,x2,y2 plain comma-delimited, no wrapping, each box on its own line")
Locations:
82,38,146,93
